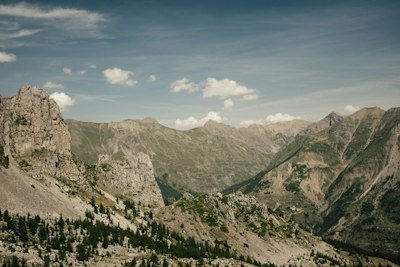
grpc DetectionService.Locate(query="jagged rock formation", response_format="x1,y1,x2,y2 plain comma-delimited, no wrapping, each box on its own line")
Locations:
227,107,400,259
66,118,307,193
97,153,164,207
0,84,165,217
0,84,79,180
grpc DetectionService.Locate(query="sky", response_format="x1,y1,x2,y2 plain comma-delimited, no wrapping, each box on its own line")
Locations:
0,0,399,129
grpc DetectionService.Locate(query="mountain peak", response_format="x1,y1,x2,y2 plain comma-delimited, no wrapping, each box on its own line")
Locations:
17,83,46,98
349,107,385,120
302,111,344,134
325,111,344,127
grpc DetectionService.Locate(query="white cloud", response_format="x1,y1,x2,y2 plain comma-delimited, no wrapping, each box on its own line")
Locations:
63,67,72,75
223,98,234,109
0,51,16,62
79,70,87,75
89,64,97,69
344,105,360,115
266,113,301,123
42,81,64,90
170,77,198,93
102,67,137,86
202,78,255,99
239,119,264,127
239,113,301,127
0,3,105,34
148,74,158,82
241,94,259,101
49,92,75,112
175,111,225,129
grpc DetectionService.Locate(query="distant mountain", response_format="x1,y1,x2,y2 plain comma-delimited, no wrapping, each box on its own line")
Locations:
225,107,400,261
66,117,306,193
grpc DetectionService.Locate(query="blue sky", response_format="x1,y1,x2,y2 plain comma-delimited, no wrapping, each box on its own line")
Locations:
0,0,399,129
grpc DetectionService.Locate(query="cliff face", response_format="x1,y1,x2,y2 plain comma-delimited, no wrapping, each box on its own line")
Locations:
0,84,79,180
97,153,164,207
0,84,164,208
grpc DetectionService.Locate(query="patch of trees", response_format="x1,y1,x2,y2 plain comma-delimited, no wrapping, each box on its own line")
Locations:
324,237,400,265
0,209,273,266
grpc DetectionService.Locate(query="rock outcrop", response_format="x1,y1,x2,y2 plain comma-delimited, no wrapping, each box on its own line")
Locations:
0,84,79,180
97,153,164,207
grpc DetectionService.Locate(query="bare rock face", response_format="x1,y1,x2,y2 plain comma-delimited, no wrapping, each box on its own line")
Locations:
302,112,344,135
0,84,79,180
97,153,164,207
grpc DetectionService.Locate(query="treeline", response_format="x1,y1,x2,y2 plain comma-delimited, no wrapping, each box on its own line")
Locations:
0,209,274,266
324,237,400,265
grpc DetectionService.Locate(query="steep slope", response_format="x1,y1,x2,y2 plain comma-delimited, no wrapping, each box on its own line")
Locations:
322,107,400,258
226,107,400,261
156,193,351,266
0,85,164,214
66,118,303,193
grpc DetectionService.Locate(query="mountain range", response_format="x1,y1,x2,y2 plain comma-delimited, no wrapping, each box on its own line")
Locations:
0,84,399,266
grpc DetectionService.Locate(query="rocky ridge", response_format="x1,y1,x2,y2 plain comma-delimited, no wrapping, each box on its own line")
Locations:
156,192,351,266
227,107,400,261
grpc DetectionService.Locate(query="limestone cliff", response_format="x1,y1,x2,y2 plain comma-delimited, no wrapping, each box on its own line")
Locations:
97,153,164,207
0,84,164,208
0,84,79,180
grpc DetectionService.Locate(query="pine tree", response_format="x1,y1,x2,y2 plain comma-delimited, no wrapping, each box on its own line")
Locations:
76,243,88,261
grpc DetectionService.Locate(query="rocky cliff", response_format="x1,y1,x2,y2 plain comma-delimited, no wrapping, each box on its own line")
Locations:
0,84,164,209
0,84,79,180
97,153,164,207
